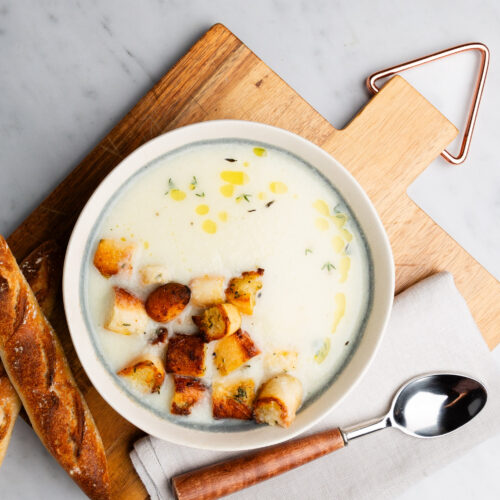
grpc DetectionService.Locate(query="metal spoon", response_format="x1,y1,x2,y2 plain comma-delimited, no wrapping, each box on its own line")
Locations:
172,373,487,500
342,373,486,441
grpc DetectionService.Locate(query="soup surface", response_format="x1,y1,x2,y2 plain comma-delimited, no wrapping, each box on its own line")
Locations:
85,140,372,428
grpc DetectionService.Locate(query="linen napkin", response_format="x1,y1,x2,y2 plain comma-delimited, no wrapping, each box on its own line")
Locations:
131,272,500,499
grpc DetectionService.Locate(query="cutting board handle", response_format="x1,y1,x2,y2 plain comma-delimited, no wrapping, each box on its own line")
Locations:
325,75,458,190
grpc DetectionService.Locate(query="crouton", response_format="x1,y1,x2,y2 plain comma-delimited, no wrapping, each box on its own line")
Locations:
139,265,169,285
93,238,136,278
193,303,241,342
213,330,261,376
105,286,149,335
165,334,206,377
212,379,256,419
265,350,298,374
170,376,207,416
145,282,191,323
151,327,168,345
189,275,225,307
117,358,165,394
225,268,264,315
253,374,303,428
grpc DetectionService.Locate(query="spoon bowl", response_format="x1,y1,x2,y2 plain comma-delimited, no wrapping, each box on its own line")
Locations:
391,373,487,438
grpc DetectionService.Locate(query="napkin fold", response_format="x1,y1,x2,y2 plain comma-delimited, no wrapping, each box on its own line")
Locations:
131,272,500,499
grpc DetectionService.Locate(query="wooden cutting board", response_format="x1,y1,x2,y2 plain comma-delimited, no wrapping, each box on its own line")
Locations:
6,24,500,499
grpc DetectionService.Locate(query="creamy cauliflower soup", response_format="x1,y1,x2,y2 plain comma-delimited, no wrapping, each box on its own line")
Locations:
85,140,372,428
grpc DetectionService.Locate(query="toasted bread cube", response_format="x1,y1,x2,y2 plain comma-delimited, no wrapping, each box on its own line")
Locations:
145,282,191,322
265,350,298,374
189,275,225,307
105,287,149,335
93,238,136,278
193,303,241,342
165,334,206,377
253,374,303,428
225,268,264,315
213,330,261,376
151,327,168,345
171,376,207,415
140,265,169,285
212,379,256,420
117,358,165,394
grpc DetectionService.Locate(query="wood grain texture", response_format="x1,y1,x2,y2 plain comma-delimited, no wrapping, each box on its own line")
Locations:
4,23,499,499
172,428,345,500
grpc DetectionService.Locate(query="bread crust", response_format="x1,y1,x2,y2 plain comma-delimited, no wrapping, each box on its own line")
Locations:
0,236,110,499
0,240,59,468
253,374,303,428
0,361,21,467
165,334,206,377
212,378,256,420
171,376,206,416
213,330,261,376
193,303,241,342
19,240,60,318
145,282,191,323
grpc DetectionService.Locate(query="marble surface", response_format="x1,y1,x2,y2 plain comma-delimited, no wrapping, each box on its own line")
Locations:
1,1,499,498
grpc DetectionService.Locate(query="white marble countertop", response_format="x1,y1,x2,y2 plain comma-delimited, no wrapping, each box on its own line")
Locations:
1,1,499,498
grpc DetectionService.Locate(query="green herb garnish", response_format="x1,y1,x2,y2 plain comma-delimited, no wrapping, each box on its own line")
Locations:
195,192,205,197
190,176,198,188
305,248,312,255
322,262,336,272
314,338,331,364
122,323,131,326
234,387,247,402
236,193,252,202
165,178,175,195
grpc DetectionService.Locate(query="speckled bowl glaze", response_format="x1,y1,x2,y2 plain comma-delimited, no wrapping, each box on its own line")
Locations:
63,120,394,451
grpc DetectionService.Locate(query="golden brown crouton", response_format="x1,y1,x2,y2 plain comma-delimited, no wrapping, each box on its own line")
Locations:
213,330,261,376
93,238,136,278
165,334,206,377
170,376,207,416
225,268,264,315
253,374,303,428
117,358,165,394
105,287,149,335
189,275,225,307
212,379,256,420
145,283,191,323
193,303,241,342
139,265,169,285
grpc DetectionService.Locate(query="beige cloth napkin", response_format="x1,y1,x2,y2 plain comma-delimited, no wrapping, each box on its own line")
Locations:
130,272,500,499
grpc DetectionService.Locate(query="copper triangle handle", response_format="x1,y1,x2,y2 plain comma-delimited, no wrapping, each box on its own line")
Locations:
366,42,489,165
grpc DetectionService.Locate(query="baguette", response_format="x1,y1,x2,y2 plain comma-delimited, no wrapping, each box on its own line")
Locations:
0,361,21,467
0,236,110,499
0,240,59,467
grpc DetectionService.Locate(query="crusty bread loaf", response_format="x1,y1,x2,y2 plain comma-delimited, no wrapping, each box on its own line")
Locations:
0,236,110,499
20,240,60,318
0,240,59,467
0,361,21,467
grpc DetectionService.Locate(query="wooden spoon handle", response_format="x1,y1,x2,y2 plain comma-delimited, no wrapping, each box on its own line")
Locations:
172,428,346,500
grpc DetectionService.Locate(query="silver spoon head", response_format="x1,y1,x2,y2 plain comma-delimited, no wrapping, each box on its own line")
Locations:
390,373,487,438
